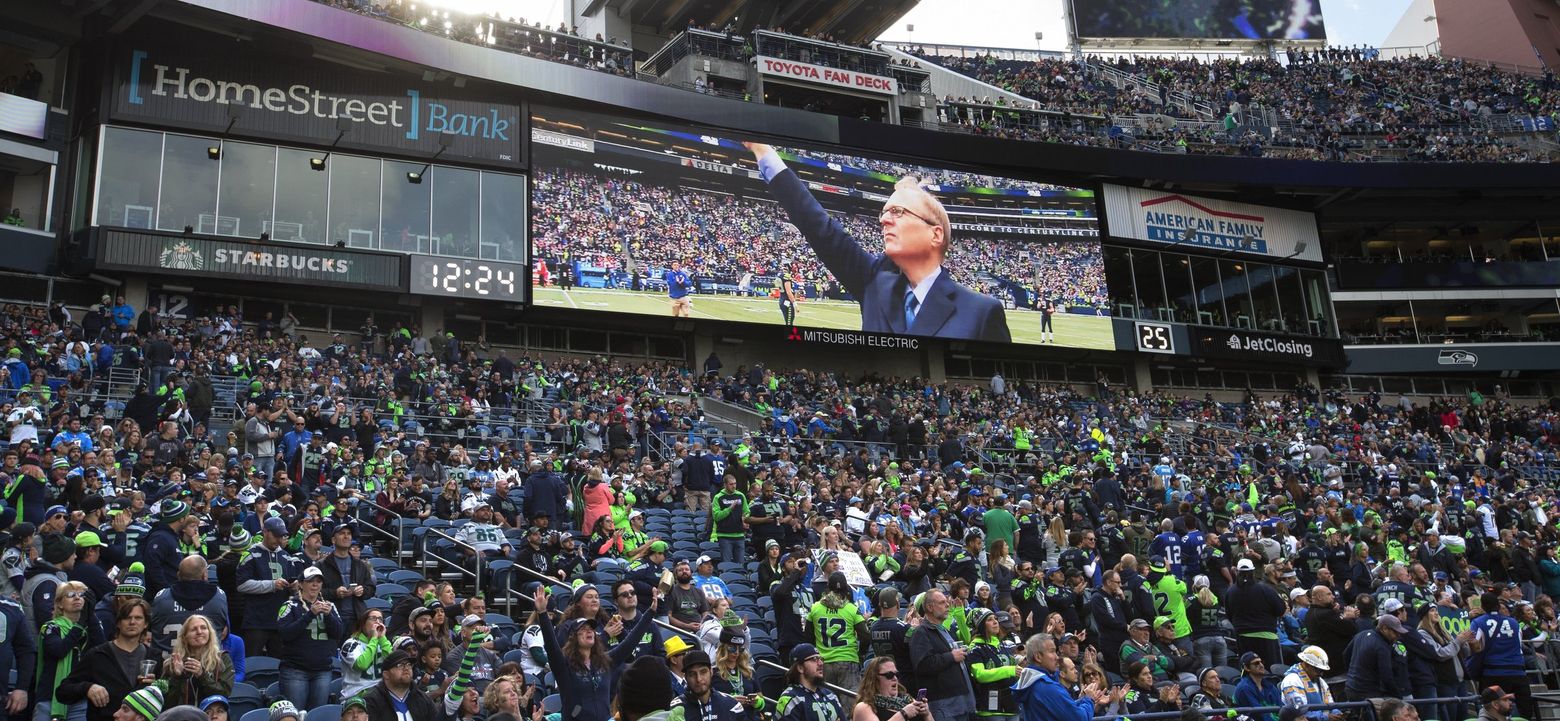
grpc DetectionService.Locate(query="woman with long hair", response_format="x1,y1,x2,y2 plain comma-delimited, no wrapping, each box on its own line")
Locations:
533,586,656,721
482,674,533,720
160,614,234,708
36,580,98,721
712,631,761,709
340,608,392,698
864,541,901,585
756,539,785,592
851,657,933,721
987,540,1015,610
1411,603,1476,721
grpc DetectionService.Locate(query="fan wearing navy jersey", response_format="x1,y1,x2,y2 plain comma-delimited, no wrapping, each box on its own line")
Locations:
1472,592,1533,718
1150,520,1184,578
1294,535,1328,588
775,644,844,721
1178,518,1206,579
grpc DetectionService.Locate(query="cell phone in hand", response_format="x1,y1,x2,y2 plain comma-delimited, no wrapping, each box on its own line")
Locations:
917,689,928,703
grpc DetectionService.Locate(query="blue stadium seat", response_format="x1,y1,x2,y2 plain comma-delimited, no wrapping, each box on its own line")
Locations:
228,683,264,719
243,657,280,689
387,570,424,585
375,583,410,599
306,705,342,721
239,710,270,721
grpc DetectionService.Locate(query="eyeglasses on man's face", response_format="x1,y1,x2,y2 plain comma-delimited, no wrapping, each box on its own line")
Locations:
879,205,935,226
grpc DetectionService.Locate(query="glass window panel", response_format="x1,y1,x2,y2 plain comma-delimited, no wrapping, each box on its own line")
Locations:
1274,266,1306,335
330,306,369,333
243,299,285,336
157,134,220,233
1381,376,1412,394
1161,253,1195,324
943,357,971,378
288,301,328,330
96,127,164,228
329,155,381,249
1300,270,1333,337
431,167,480,258
610,332,647,357
1219,259,1256,329
51,279,105,307
274,148,328,244
649,336,684,359
1246,263,1283,332
571,329,607,353
969,358,996,379
1102,246,1134,315
1131,250,1167,320
528,326,566,349
215,142,276,239
381,160,431,254
480,172,527,262
1189,256,1225,327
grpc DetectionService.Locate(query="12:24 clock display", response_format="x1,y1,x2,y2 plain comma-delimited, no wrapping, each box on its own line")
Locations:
408,256,527,301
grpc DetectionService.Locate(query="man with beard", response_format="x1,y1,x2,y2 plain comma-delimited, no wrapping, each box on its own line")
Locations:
677,650,753,721
746,481,794,554
666,559,708,633
775,644,844,721
400,605,438,649
513,526,555,580
1010,561,1043,635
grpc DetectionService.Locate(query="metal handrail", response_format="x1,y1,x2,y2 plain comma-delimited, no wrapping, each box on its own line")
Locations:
505,559,859,699
356,497,405,559
423,525,485,591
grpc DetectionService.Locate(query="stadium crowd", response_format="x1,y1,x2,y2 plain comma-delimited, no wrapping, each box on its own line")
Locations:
2,285,1560,721
529,168,1110,312
310,0,1555,164
917,51,1557,162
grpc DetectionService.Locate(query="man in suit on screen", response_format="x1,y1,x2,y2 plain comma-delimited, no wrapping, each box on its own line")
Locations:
745,142,1011,343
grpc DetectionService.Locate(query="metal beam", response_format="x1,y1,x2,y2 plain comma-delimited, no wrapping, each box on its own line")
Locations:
106,0,162,34
656,0,704,35
816,0,869,37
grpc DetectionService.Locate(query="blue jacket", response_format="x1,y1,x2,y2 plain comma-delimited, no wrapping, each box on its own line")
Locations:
1234,676,1282,721
1012,665,1094,721
760,162,1011,343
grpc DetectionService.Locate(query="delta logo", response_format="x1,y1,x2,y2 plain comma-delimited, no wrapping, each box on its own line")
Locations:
1139,194,1268,253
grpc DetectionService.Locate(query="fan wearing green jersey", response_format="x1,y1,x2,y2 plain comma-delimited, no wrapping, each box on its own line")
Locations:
805,571,870,691
1146,554,1192,652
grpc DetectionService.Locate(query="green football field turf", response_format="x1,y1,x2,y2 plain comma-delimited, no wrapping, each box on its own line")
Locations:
532,286,1116,350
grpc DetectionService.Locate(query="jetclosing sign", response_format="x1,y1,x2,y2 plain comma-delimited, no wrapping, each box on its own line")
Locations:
110,23,523,168
755,56,898,95
1102,184,1322,263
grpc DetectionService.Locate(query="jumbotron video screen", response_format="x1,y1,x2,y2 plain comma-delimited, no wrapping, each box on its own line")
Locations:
528,107,1112,349
1071,0,1326,40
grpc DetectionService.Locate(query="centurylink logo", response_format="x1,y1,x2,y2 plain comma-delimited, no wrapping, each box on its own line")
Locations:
125,50,511,142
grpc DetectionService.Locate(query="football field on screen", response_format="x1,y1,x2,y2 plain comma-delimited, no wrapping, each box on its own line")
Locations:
532,287,1116,350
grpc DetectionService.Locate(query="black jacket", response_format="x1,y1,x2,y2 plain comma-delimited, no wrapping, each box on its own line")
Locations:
1345,630,1410,698
909,618,973,703
1223,580,1285,635
317,552,376,633
362,679,438,721
56,641,162,721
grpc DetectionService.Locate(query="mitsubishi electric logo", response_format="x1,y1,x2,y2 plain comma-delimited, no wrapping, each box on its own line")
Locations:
125,50,512,142
785,327,919,349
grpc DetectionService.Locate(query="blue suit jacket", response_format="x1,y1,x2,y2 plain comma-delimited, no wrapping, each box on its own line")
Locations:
766,168,1012,343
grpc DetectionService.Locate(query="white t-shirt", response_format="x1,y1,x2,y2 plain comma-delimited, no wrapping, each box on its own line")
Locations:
7,407,41,444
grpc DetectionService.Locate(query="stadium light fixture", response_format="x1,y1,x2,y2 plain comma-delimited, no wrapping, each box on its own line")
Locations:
206,145,221,160
311,119,354,172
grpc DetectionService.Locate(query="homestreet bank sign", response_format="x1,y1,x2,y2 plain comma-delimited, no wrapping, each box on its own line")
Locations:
98,231,403,291
111,30,522,167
